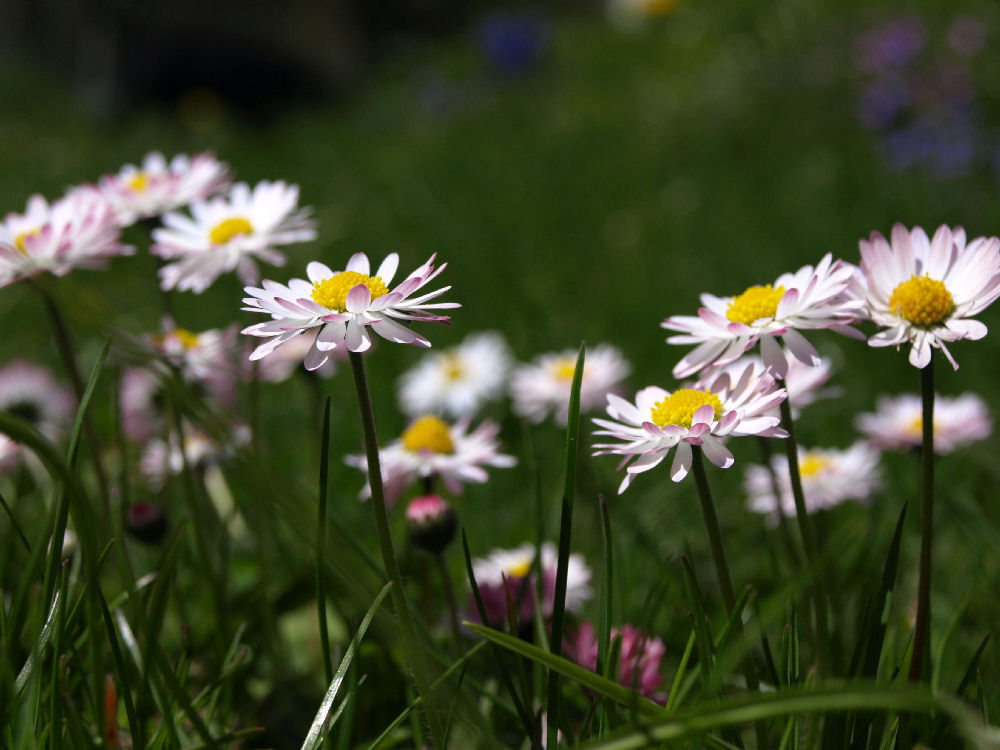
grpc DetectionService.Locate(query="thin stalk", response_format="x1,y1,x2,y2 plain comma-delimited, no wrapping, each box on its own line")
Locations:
908,360,935,682
317,397,334,684
777,394,830,678
434,551,464,657
348,352,445,748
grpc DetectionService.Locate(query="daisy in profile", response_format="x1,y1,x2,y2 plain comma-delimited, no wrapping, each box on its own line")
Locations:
567,622,666,700
511,344,630,425
345,414,515,503
0,189,131,287
468,542,592,627
593,362,787,493
855,392,991,454
153,180,315,293
398,331,512,418
98,151,230,226
745,442,882,522
0,360,74,440
242,252,458,371
855,223,1000,369
661,254,864,379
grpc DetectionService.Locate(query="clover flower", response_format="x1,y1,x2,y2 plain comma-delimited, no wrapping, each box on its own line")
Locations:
593,363,787,493
511,344,630,425
855,223,1000,369
153,180,315,293
345,414,515,503
855,392,991,454
0,189,131,287
242,252,458,371
661,254,864,379
398,331,512,419
745,442,882,522
567,622,666,700
99,151,230,226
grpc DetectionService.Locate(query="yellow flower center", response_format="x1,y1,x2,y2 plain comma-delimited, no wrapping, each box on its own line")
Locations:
650,388,723,429
155,328,200,350
442,354,464,381
726,284,786,325
127,172,150,192
508,559,532,578
14,229,39,255
401,415,454,454
799,453,830,477
887,274,954,327
552,357,580,381
310,271,389,312
208,216,254,245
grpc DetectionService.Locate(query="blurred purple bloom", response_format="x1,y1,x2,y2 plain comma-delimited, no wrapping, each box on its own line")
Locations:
858,76,910,130
477,11,550,77
855,16,924,73
948,15,987,57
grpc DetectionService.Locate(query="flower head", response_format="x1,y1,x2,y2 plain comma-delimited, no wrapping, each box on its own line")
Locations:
855,392,991,453
140,423,249,489
593,363,787,492
398,331,512,419
153,180,315,293
468,542,592,627
856,223,1000,369
345,415,515,503
0,190,132,287
242,252,459,371
252,334,342,383
0,360,74,440
567,622,666,700
405,494,458,552
99,151,230,226
662,254,864,378
511,344,631,425
745,442,882,522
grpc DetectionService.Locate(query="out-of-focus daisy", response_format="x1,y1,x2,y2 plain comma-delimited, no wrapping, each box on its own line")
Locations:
567,622,666,700
345,414,515,503
140,423,249,489
153,180,315,293
855,392,991,453
398,331,512,418
511,344,630,426
855,223,1000,370
405,494,458,552
696,353,839,416
252,334,341,383
745,442,882,522
0,433,21,472
468,542,592,627
98,151,230,226
0,189,131,287
661,254,864,379
593,363,787,493
0,360,74,440
242,252,458,371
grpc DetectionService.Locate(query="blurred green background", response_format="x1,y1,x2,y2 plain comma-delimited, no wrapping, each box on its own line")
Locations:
3,0,1000,743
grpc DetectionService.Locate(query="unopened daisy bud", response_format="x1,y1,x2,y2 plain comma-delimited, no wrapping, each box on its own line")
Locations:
406,494,457,552
126,502,169,545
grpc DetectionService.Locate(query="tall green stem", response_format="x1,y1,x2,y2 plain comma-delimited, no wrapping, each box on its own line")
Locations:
348,352,445,748
777,393,830,677
908,360,935,682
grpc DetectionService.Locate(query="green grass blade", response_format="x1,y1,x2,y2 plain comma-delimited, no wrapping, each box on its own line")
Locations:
99,592,144,750
300,581,392,750
680,555,716,695
666,631,696,713
317,396,334,685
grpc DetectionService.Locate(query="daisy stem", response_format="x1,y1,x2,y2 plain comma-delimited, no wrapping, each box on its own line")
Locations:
908,359,934,682
348,352,445,748
756,437,803,569
777,394,830,678
434,550,464,657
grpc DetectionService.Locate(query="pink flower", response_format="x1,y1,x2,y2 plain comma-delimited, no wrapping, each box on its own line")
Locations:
567,622,666,700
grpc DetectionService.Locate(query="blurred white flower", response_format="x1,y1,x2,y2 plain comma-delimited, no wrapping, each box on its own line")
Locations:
0,360,74,440
855,392,991,454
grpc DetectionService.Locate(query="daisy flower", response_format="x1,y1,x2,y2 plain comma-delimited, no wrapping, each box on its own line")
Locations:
593,363,787,493
152,180,316,293
98,151,230,226
511,344,631,426
745,442,882,522
140,423,249,489
0,189,131,287
855,392,991,454
242,252,459,371
468,541,592,627
345,414,516,503
856,223,1000,369
0,360,74,440
252,334,341,383
661,254,864,379
398,331,512,418
567,622,666,700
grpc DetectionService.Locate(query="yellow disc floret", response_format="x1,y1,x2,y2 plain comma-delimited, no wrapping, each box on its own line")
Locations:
887,274,954,327
311,271,389,312
14,229,39,255
552,357,580,381
127,172,150,192
799,453,830,477
650,388,723,429
402,415,454,454
508,559,532,578
209,216,254,245
442,354,464,381
726,284,786,325
155,328,200,350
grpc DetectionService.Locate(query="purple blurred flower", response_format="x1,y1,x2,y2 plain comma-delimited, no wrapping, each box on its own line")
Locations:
477,11,550,77
948,15,987,57
855,16,924,74
567,622,666,700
